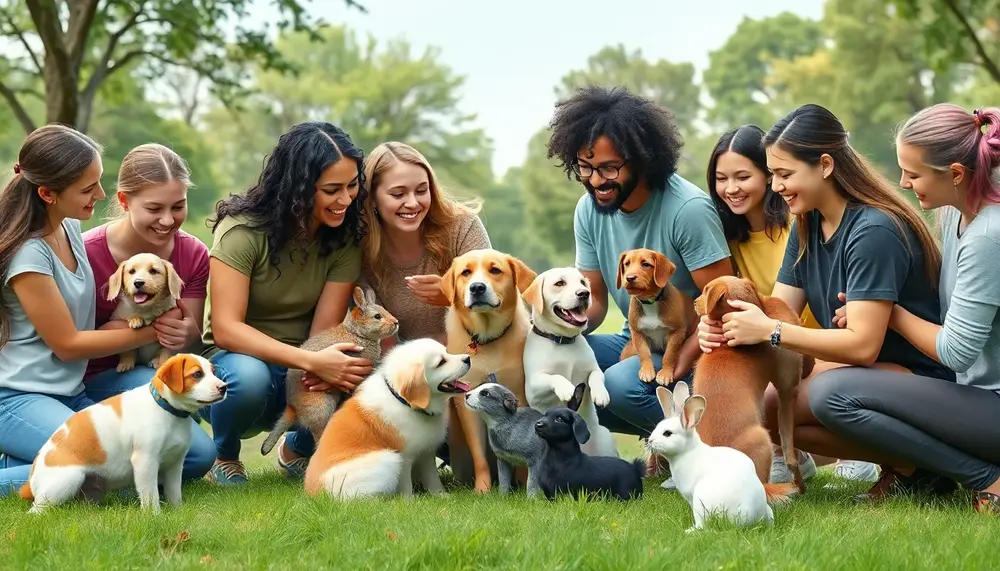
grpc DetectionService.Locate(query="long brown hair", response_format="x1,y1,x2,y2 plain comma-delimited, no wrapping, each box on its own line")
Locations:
105,143,192,219
0,124,103,347
361,142,481,290
765,104,941,286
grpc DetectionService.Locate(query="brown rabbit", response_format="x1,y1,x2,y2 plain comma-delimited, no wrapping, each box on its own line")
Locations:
260,286,399,455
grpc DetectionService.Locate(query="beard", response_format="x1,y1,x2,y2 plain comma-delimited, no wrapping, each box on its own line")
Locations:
584,174,639,215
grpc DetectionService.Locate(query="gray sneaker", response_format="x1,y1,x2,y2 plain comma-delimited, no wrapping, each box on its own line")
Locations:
660,476,676,490
770,451,817,483
833,459,879,482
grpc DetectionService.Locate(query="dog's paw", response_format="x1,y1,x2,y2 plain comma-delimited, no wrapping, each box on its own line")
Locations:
638,364,656,383
591,383,611,407
127,316,145,330
655,369,673,386
116,360,136,373
554,382,577,403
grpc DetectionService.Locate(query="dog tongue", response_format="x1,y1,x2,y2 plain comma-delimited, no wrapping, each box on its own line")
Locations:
566,308,587,322
455,381,470,392
134,292,149,304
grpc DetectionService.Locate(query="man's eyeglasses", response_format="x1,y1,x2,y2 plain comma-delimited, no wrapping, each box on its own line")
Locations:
572,160,627,180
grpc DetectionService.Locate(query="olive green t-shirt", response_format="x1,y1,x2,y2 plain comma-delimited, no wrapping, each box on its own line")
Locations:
202,214,362,356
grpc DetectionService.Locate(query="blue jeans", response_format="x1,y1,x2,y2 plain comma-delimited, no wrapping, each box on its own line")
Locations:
85,366,216,480
586,327,693,438
201,351,313,461
0,388,95,496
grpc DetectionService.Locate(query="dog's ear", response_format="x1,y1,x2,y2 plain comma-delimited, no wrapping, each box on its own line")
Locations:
155,354,191,395
508,256,537,294
652,251,676,289
682,395,706,430
567,383,586,411
656,386,674,418
502,392,518,414
703,282,728,315
440,264,457,306
616,251,628,290
107,262,126,302
571,411,591,445
392,361,430,411
521,274,544,316
163,259,184,299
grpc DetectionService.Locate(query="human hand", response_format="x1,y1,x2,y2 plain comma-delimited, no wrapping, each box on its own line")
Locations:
697,314,726,353
722,300,777,347
406,274,448,306
832,292,847,328
305,342,375,393
153,300,200,352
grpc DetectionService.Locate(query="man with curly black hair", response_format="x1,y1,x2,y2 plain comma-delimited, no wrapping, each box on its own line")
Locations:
547,85,733,457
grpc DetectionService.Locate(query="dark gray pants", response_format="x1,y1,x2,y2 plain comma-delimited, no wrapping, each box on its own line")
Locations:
808,368,1000,490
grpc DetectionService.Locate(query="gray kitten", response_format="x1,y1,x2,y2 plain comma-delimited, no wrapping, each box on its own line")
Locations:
465,378,546,497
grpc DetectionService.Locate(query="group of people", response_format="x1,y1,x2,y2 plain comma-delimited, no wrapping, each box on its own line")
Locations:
1,85,998,515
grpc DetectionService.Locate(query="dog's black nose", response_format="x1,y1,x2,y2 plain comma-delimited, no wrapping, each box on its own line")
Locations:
469,282,487,295
576,289,590,299
535,420,545,430
218,384,228,395
133,279,145,289
625,275,637,283
461,354,471,365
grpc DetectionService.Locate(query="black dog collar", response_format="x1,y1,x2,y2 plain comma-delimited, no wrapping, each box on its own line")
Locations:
638,287,667,305
149,384,191,419
466,323,512,354
531,324,577,345
384,374,436,417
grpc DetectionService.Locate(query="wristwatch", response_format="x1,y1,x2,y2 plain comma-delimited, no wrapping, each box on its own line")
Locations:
769,321,782,347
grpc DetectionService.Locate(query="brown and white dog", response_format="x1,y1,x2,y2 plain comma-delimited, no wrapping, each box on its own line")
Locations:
617,248,696,386
441,248,536,493
19,354,227,514
304,338,472,499
691,276,815,498
107,252,184,372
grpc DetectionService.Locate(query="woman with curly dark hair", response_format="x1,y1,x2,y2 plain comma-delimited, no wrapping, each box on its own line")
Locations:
548,85,733,471
199,121,371,485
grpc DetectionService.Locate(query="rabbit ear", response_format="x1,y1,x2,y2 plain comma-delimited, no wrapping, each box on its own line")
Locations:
672,380,690,413
655,386,674,418
351,286,366,308
363,286,379,306
682,395,706,429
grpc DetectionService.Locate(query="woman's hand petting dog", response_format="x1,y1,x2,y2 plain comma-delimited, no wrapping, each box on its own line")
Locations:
405,274,448,307
301,343,374,393
152,299,200,352
833,292,848,328
720,299,777,347
697,315,726,353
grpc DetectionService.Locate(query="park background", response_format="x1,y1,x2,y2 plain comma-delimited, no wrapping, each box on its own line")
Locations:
2,0,1000,568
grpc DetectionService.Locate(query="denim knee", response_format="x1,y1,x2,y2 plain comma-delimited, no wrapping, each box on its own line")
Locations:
184,422,217,479
203,352,279,438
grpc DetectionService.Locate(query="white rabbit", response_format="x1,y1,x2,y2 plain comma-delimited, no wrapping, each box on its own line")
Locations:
647,381,773,532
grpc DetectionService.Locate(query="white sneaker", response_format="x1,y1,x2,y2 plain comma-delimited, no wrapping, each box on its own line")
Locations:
770,451,817,483
833,459,879,482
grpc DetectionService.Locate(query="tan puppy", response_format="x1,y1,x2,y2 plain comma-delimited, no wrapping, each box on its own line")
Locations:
304,338,471,499
617,248,695,386
107,252,184,372
441,248,536,493
691,276,815,497
20,354,227,513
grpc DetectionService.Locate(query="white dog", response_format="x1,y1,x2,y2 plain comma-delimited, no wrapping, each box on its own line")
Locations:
521,267,618,458
20,354,227,514
304,338,473,499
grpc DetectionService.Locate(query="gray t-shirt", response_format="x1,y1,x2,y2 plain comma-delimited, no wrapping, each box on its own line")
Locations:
0,218,96,396
936,205,1000,391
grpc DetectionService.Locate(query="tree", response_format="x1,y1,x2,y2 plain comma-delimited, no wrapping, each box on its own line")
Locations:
201,26,494,203
702,12,824,131
0,0,364,134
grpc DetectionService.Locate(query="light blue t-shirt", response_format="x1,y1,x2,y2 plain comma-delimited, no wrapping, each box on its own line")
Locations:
936,205,1000,391
573,173,731,323
0,219,96,396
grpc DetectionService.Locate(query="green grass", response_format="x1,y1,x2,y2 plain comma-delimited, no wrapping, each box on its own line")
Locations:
3,430,999,570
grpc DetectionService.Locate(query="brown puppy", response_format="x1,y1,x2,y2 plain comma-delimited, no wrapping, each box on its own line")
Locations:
441,248,536,494
691,276,815,498
617,248,695,386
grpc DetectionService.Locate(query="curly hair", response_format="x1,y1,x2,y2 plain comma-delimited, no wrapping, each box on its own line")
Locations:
546,84,684,191
210,121,367,267
706,125,790,243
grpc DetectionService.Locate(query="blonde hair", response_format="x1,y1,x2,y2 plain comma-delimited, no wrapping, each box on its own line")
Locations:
106,143,192,219
362,142,482,290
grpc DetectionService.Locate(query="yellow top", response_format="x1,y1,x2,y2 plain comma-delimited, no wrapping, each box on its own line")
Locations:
729,227,821,329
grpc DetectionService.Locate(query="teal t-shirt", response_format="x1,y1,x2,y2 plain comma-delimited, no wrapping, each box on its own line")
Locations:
573,173,730,322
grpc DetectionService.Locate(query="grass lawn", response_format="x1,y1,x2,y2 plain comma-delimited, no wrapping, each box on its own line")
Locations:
5,306,999,569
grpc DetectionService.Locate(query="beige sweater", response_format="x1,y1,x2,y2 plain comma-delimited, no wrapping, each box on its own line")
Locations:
362,212,491,342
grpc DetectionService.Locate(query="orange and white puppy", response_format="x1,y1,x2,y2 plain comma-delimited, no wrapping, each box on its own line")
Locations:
617,248,696,386
521,267,618,458
441,248,536,493
19,354,227,514
305,338,472,499
107,252,184,372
